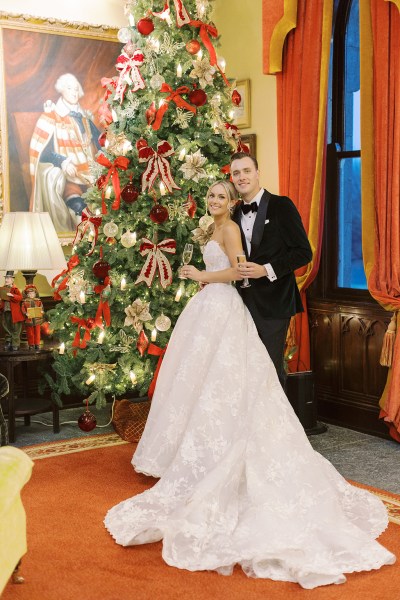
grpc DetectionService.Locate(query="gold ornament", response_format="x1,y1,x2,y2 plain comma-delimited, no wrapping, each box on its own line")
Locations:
191,215,214,248
124,299,152,333
155,314,171,332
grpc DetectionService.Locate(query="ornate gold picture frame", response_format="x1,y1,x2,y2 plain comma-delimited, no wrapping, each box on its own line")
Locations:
0,12,120,242
241,134,256,158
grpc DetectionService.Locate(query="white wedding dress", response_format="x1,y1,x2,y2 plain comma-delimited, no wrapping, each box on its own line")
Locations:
104,240,395,588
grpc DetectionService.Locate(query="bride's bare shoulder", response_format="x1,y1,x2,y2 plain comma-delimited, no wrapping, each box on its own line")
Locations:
223,220,241,238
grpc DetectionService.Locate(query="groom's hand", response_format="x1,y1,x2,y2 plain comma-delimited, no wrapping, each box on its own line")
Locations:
237,262,267,279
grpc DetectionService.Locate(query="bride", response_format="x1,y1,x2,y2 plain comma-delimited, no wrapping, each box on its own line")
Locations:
104,180,395,589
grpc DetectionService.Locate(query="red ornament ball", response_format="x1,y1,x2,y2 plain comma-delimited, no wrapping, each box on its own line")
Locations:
96,174,107,190
150,204,169,224
136,138,148,150
40,322,53,338
121,183,139,203
106,237,117,245
78,410,97,432
186,39,201,55
189,89,207,107
98,131,107,147
92,259,111,280
232,89,241,106
137,18,154,36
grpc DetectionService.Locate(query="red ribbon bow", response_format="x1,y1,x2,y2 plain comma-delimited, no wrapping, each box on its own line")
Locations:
71,208,102,256
96,154,130,214
135,238,177,289
51,255,80,301
115,50,145,103
147,342,168,398
152,0,191,27
70,316,96,350
138,140,180,193
94,276,111,329
152,84,196,131
189,20,218,65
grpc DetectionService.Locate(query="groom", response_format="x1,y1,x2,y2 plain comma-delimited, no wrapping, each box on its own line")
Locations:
231,152,312,387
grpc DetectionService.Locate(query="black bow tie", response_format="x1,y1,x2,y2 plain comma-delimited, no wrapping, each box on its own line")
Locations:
241,201,258,215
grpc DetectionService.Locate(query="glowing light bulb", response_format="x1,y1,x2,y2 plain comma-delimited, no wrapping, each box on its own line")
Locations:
85,374,95,385
178,148,186,161
59,342,65,355
122,139,133,155
129,371,137,385
121,277,127,291
98,331,105,344
111,108,118,122
95,209,101,216
175,287,183,302
79,291,86,304
218,57,226,72
159,182,167,196
197,49,203,61
151,328,157,341
177,63,182,77
158,99,165,109
228,110,235,120
105,185,112,199
128,14,135,26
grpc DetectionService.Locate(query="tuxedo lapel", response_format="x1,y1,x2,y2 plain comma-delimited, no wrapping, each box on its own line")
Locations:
233,205,250,259
250,190,270,258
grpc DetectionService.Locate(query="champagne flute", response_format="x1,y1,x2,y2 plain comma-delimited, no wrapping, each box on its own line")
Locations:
237,253,251,288
179,243,194,279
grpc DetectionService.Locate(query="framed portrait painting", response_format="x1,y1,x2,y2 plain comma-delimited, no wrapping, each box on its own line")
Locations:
232,79,251,129
0,13,121,242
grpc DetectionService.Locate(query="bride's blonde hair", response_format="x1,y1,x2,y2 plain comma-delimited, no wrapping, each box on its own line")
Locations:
206,180,238,215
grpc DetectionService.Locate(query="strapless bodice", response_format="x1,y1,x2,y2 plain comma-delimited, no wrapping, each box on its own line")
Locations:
203,240,231,272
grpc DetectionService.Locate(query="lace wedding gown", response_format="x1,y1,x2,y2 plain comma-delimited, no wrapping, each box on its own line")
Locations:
105,240,395,588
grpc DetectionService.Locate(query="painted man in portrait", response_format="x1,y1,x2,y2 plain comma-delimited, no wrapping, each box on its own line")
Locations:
29,73,101,232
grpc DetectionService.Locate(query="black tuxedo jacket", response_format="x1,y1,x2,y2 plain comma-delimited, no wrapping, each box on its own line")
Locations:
233,190,312,319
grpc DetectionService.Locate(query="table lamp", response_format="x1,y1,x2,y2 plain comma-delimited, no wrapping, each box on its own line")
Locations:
0,212,67,285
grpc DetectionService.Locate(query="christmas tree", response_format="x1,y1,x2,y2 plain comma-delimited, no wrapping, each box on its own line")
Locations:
45,0,247,409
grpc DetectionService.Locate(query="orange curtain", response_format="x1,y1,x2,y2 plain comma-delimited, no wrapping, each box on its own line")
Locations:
361,1,400,441
263,0,333,371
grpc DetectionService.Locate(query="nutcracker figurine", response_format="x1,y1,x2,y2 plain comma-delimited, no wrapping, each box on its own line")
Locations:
21,284,44,350
0,271,24,351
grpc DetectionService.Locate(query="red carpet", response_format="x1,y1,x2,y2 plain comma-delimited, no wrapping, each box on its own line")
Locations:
2,436,399,600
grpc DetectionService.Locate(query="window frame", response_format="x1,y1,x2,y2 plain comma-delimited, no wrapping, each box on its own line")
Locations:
317,0,371,304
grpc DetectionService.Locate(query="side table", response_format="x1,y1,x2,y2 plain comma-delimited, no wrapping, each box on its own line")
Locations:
0,349,59,443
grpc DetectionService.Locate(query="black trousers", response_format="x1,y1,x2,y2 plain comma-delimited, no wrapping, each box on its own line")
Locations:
243,295,290,389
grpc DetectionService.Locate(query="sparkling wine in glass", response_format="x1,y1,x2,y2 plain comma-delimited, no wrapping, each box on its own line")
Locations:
237,253,251,288
179,243,194,279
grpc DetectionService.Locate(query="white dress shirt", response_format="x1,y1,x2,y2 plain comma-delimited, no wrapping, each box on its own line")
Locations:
240,188,277,282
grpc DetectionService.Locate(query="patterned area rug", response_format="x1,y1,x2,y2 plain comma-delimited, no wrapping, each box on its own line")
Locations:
351,482,400,526
22,432,128,460
20,434,400,525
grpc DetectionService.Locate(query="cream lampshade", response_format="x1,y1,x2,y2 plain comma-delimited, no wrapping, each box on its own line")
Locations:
0,212,67,285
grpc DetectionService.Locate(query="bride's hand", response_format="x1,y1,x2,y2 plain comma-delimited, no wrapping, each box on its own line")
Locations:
181,265,202,281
